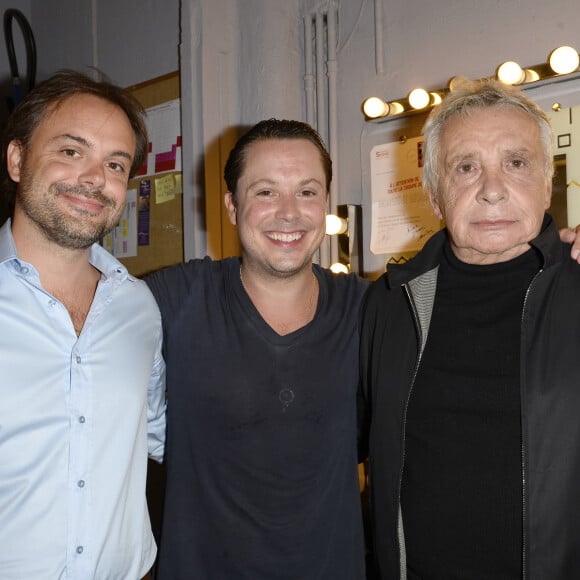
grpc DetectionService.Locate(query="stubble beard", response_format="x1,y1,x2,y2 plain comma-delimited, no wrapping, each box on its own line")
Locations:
17,167,122,250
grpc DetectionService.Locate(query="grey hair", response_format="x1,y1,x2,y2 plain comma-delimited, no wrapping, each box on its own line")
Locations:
422,77,555,198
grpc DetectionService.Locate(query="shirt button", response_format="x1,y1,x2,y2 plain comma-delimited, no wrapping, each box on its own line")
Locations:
20,266,29,275
76,546,83,554
77,480,85,488
79,416,86,424
76,355,82,364
48,299,56,307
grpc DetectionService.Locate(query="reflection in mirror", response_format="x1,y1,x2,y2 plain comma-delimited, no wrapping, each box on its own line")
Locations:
547,103,580,228
552,154,567,230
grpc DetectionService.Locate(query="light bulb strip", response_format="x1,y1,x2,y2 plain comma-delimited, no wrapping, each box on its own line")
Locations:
363,45,580,122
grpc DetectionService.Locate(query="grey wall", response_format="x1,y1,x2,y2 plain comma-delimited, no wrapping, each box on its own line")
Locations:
0,1,178,120
31,0,179,86
0,1,32,125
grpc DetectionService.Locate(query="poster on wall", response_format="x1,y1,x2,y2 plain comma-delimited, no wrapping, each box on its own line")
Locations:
369,136,440,255
135,99,182,177
103,189,138,258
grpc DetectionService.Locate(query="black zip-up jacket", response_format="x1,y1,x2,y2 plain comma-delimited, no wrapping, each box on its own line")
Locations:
360,215,580,579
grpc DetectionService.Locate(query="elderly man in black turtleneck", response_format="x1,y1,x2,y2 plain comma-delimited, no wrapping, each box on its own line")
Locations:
361,78,580,580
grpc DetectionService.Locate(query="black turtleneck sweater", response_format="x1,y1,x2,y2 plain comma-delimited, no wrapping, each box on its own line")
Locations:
400,242,541,580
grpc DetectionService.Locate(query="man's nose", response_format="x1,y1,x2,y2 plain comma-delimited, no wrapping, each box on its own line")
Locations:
476,168,507,204
275,193,299,219
78,159,106,188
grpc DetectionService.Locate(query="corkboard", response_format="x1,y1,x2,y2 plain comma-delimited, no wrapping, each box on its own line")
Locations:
118,71,183,277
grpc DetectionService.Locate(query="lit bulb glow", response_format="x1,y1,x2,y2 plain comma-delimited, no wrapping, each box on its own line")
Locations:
448,76,462,91
325,214,348,236
363,97,389,118
329,262,349,274
524,68,540,83
389,101,405,114
430,92,442,105
408,88,430,109
549,46,580,74
497,61,525,85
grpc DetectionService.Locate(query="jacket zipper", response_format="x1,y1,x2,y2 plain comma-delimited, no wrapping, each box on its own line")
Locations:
519,267,542,580
397,283,427,580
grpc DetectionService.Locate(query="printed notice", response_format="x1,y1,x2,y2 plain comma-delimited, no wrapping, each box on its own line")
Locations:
370,137,440,254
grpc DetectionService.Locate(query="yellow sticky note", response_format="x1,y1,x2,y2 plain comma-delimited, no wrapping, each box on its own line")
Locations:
174,173,183,195
154,174,176,204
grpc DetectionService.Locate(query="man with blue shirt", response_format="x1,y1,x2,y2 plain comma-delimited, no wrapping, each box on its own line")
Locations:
0,70,166,580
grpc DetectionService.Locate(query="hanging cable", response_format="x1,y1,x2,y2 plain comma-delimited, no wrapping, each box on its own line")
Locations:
3,8,36,111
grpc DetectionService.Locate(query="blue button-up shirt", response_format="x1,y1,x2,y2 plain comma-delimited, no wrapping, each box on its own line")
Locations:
0,221,166,579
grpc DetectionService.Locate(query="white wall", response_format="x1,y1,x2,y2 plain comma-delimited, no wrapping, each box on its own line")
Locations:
237,0,303,123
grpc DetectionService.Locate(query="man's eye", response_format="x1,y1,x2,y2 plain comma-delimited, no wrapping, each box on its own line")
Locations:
256,190,273,197
107,161,126,173
300,189,318,197
457,163,473,174
62,149,79,158
510,158,526,168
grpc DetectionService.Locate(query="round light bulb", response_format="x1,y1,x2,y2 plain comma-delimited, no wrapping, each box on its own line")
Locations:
363,97,389,118
448,76,461,91
408,88,430,110
388,101,405,114
329,262,349,274
523,68,540,83
549,46,580,74
325,214,348,236
430,92,442,105
497,61,525,85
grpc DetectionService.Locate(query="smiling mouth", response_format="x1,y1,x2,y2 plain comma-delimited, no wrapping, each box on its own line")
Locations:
63,193,108,215
267,231,304,242
54,183,114,209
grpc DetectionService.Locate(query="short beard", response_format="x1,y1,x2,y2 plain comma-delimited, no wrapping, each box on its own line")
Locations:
18,168,121,250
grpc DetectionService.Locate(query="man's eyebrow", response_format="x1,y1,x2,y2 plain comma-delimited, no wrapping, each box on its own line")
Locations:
297,177,324,187
502,147,533,157
445,152,476,168
52,133,133,161
246,177,324,189
246,178,275,189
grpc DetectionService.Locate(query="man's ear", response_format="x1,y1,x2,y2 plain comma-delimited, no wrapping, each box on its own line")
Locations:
7,141,23,183
544,178,553,210
429,190,444,220
224,191,237,226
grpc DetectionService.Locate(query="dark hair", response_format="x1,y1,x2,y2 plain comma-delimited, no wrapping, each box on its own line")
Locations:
0,69,148,220
223,118,332,203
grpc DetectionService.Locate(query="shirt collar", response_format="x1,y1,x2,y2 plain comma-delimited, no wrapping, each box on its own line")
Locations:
88,242,131,283
0,219,131,283
0,219,18,264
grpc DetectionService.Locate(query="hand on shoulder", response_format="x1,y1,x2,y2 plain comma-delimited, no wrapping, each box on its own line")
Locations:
560,224,580,263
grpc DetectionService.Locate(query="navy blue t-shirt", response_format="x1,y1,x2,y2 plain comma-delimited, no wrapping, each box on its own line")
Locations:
146,257,368,580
